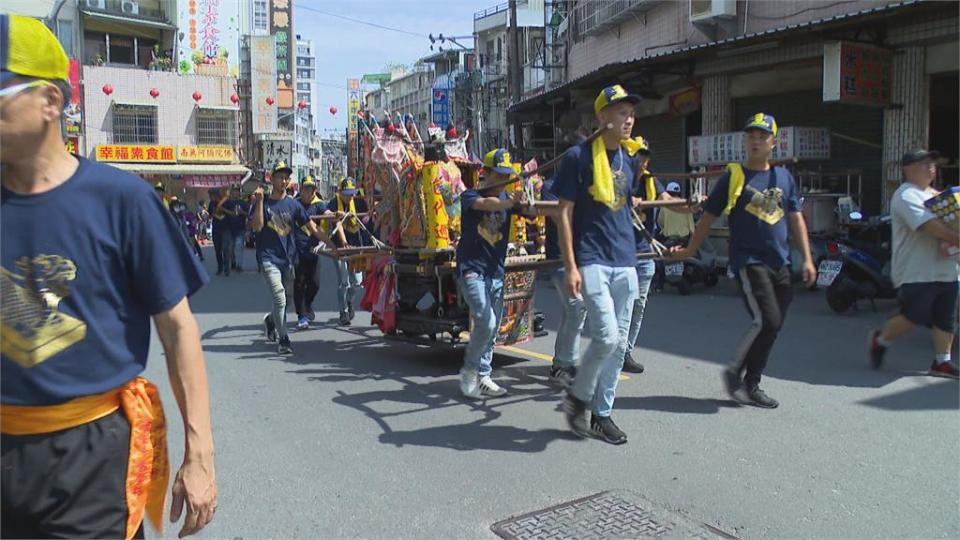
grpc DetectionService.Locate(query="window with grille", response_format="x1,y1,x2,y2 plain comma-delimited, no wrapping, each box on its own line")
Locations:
112,104,157,144
196,109,236,146
253,0,269,32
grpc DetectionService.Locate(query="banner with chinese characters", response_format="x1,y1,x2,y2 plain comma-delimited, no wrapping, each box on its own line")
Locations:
271,0,294,109
251,36,278,134
432,89,449,128
65,59,83,135
66,137,80,155
96,145,177,163
688,127,831,167
178,146,236,163
176,0,240,77
183,175,244,188
260,139,293,169
347,79,360,136
823,41,892,106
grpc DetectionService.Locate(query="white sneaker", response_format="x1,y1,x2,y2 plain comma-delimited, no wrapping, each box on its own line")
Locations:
460,369,481,399
479,375,508,397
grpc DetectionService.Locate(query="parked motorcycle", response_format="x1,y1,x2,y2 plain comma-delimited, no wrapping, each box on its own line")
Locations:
658,237,719,295
818,213,897,313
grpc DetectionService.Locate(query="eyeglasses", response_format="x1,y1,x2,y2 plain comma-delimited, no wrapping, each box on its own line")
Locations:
0,79,54,98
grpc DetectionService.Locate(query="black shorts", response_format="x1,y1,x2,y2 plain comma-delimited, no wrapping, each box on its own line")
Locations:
899,281,959,333
1,410,143,539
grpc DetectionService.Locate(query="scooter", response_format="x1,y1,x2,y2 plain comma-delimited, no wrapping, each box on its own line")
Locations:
818,212,897,313
658,237,719,295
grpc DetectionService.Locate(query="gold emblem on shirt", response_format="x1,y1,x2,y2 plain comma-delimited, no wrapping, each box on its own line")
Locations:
1,255,87,368
610,169,629,211
267,210,293,237
478,212,506,246
744,186,785,225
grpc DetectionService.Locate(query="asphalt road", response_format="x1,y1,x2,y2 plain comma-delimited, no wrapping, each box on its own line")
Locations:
144,247,959,539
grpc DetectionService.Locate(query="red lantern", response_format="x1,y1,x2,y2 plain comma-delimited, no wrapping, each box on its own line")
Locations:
297,100,308,110
265,96,275,106
102,84,113,96
329,106,338,115
230,93,240,104
149,88,160,99
192,91,202,102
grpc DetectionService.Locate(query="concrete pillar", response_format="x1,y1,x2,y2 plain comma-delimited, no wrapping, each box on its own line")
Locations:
702,74,732,135
882,46,928,209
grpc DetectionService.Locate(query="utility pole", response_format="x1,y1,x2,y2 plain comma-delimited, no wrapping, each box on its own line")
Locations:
507,0,522,154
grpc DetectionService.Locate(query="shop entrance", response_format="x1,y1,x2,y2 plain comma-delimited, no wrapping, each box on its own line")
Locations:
929,71,959,187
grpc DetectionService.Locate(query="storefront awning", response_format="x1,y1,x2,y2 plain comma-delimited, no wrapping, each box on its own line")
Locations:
110,163,250,175
81,10,176,31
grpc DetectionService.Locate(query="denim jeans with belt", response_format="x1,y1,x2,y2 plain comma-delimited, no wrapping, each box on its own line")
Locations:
459,273,505,377
262,260,294,340
550,268,586,369
570,264,639,418
626,259,657,354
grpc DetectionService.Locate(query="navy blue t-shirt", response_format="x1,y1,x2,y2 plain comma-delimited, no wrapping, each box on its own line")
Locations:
208,200,228,233
633,175,665,254
703,166,801,273
1,158,208,405
330,196,369,248
552,142,639,268
295,198,327,256
541,177,560,261
223,199,248,235
457,190,515,279
251,196,310,269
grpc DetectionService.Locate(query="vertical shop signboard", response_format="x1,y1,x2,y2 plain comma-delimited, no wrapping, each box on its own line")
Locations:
251,36,278,134
271,0,295,109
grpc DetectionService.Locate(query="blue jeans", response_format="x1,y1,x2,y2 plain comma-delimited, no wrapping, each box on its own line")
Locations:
233,231,246,269
626,260,656,353
262,261,294,340
551,268,586,368
459,273,505,377
570,264,639,418
336,260,363,313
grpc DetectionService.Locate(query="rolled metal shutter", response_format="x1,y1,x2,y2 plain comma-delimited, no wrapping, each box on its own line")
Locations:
633,113,686,174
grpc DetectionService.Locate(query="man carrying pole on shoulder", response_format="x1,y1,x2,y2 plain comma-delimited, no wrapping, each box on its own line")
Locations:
1,15,216,538
671,113,816,409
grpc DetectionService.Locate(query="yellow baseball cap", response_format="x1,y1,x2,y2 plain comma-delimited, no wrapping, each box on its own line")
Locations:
1,15,69,85
594,85,641,114
744,113,779,136
301,175,317,188
483,148,516,176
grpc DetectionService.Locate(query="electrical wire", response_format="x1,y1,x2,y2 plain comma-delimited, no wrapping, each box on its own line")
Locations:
746,1,859,21
293,3,427,38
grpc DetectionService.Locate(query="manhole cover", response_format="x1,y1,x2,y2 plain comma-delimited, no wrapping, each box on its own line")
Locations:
491,490,737,540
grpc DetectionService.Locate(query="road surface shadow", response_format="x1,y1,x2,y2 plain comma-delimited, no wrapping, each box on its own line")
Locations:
614,395,740,414
857,380,959,411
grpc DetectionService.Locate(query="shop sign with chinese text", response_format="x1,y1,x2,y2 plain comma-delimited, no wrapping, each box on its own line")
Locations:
95,145,177,163
178,146,236,163
823,41,892,106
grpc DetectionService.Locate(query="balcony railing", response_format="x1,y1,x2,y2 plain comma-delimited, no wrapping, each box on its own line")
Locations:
575,0,660,38
474,2,508,20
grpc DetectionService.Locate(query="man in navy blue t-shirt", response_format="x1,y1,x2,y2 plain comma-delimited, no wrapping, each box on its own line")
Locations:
224,184,249,272
553,84,644,445
329,177,369,326
292,176,327,329
455,149,532,399
0,15,216,537
251,161,336,354
673,113,816,409
208,188,230,275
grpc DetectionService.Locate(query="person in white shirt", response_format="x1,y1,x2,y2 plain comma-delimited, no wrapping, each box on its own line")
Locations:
868,149,959,379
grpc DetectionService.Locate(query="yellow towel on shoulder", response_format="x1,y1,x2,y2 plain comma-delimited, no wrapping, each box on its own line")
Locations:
590,136,650,209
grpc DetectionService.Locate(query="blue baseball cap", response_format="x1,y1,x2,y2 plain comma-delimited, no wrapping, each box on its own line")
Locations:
594,84,641,114
483,148,516,176
744,113,778,136
339,177,358,195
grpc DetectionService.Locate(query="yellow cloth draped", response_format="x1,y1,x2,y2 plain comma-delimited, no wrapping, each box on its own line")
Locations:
589,136,650,209
724,163,746,216
1,377,169,540
337,194,359,234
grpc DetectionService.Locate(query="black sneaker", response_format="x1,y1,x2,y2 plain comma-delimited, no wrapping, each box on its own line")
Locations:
723,368,747,403
339,311,351,326
622,352,645,374
277,338,293,355
745,386,779,409
263,314,278,343
549,364,576,389
868,329,887,370
563,393,591,439
591,415,628,445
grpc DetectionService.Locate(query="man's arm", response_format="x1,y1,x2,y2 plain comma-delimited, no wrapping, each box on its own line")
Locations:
788,212,817,287
305,219,338,251
471,194,520,212
153,298,217,538
671,211,717,259
250,189,264,232
918,218,959,246
557,199,581,297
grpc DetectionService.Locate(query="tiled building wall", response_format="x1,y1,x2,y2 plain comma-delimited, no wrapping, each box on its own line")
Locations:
566,0,903,81
81,66,238,159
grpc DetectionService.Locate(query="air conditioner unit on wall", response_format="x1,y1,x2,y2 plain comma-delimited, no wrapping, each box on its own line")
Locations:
85,0,106,9
690,0,736,23
121,0,140,15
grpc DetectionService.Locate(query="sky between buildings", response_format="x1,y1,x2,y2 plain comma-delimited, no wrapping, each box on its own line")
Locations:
296,0,483,133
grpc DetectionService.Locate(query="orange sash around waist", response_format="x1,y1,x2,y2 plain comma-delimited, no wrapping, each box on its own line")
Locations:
1,377,169,540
